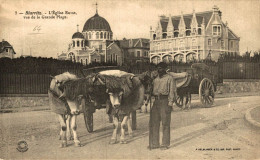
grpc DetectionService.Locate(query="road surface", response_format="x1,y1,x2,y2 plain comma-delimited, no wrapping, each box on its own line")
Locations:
0,96,260,159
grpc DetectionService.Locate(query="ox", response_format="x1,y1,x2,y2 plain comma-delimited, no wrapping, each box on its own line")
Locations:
48,72,94,147
94,70,145,144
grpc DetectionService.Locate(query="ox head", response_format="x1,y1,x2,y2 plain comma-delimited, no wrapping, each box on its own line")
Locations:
106,88,124,109
51,74,94,115
91,74,127,110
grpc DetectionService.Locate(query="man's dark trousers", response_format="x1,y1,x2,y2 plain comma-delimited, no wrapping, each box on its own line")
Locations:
149,96,171,147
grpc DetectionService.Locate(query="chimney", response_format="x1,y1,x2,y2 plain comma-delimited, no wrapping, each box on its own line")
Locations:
219,11,222,19
212,5,219,15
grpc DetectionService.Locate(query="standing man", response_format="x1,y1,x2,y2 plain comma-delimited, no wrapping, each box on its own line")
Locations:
148,62,177,150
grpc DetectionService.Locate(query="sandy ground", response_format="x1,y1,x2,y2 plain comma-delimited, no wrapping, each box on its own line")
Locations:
0,96,260,159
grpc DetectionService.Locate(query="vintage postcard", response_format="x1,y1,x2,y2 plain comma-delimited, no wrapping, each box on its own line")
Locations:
0,0,259,159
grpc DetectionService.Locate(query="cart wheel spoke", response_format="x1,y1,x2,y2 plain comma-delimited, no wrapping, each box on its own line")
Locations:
199,78,215,107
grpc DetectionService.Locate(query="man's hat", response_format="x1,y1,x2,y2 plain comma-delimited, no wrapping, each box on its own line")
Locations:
156,62,168,69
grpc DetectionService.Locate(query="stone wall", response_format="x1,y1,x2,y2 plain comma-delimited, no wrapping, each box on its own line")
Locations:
217,79,260,93
0,95,49,109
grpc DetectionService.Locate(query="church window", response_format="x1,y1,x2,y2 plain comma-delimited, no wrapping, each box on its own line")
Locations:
213,25,221,36
208,39,212,46
110,33,113,40
104,32,107,39
96,32,99,39
100,32,103,39
89,33,92,39
107,33,110,40
186,30,191,36
77,41,79,47
80,59,83,64
85,33,88,39
73,41,75,47
198,28,202,35
81,41,83,47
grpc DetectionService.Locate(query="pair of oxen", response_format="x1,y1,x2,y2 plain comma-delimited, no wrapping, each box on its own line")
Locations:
48,70,154,147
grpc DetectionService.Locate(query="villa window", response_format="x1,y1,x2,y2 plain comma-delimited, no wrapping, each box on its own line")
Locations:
180,40,184,48
208,39,212,46
213,25,221,36
153,34,156,40
192,28,196,33
186,30,191,36
162,33,167,39
174,32,179,38
221,40,225,49
192,39,196,47
198,28,202,35
137,51,141,57
5,48,8,52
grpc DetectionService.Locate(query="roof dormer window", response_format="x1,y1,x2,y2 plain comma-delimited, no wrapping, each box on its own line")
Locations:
212,25,221,36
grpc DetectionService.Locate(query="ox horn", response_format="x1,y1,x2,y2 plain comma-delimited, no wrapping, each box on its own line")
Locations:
97,77,105,85
50,75,55,79
59,92,66,99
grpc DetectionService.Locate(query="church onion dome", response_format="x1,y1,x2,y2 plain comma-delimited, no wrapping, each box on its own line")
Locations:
72,32,84,39
83,13,112,32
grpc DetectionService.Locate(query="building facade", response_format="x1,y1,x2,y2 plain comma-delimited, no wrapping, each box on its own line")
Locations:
118,38,150,65
0,39,16,59
149,5,240,64
58,8,123,65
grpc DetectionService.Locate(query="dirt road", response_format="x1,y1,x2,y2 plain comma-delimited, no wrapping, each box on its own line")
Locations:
0,96,260,159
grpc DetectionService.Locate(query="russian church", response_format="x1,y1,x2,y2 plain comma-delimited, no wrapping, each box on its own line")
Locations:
58,5,123,65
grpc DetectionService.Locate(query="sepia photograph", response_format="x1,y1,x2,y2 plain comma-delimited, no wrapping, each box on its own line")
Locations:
0,0,260,159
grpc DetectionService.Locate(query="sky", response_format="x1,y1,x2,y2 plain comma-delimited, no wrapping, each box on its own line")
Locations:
0,0,259,58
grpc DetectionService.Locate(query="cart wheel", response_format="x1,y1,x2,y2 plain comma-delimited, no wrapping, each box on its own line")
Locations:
199,78,215,107
131,111,137,130
81,98,94,133
175,94,188,108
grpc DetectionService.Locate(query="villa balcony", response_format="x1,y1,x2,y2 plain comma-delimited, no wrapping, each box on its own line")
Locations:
150,46,201,53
